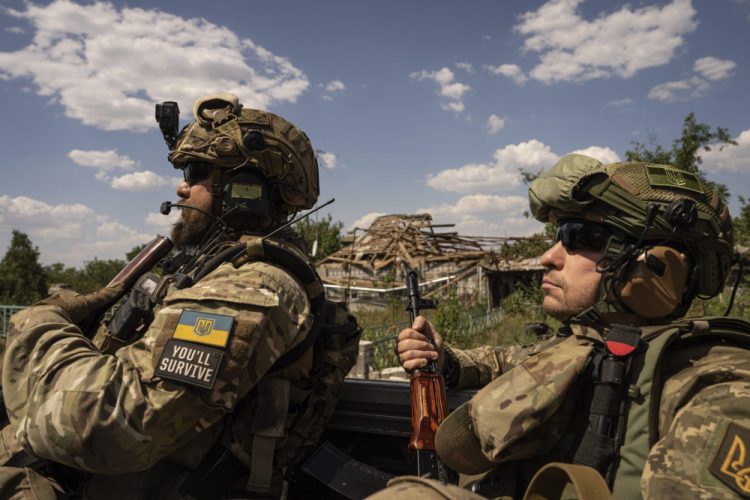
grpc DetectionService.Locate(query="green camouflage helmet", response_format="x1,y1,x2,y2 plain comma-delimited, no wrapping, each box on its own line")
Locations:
528,154,733,302
169,93,319,216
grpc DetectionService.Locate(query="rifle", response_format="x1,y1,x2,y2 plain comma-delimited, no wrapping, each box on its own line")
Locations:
405,269,449,482
104,235,174,342
107,235,174,289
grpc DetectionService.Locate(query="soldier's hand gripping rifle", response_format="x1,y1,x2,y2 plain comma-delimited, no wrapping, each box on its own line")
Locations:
406,269,449,482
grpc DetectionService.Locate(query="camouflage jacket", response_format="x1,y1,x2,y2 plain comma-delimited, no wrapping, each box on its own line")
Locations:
443,322,750,499
1,257,316,498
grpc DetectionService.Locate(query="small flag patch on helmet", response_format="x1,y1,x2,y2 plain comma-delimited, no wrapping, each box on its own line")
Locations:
646,166,704,194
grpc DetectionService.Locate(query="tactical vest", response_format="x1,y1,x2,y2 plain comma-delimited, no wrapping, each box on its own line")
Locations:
0,236,362,499
610,316,750,498
471,316,750,500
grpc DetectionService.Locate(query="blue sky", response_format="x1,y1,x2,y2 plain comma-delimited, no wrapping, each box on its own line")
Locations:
1,0,749,267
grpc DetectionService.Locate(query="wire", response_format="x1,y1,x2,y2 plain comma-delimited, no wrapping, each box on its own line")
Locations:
724,253,743,316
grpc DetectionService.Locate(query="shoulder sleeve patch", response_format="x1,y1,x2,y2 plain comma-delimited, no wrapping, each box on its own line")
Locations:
153,310,234,389
173,309,234,348
710,422,750,497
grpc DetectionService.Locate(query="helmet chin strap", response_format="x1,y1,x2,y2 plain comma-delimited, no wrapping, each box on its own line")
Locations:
569,204,665,327
210,167,224,216
568,236,637,327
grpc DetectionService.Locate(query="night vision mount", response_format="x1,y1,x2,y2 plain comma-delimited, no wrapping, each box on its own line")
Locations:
155,101,180,149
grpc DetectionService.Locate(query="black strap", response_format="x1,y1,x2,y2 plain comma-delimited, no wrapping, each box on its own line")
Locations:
178,446,245,499
573,324,642,480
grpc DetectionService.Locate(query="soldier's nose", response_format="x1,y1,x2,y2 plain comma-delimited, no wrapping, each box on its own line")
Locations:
176,181,190,199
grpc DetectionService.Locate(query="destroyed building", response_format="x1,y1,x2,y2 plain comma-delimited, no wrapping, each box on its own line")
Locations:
316,213,546,310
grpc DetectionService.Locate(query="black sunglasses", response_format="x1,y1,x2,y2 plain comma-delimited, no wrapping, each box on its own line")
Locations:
181,162,213,186
555,220,611,252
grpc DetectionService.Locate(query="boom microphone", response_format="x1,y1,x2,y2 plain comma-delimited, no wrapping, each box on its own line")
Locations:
160,201,215,220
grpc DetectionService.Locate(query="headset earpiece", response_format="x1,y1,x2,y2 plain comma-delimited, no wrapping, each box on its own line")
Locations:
223,170,271,218
616,245,690,318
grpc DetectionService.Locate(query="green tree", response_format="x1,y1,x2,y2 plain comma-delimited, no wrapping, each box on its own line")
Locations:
734,196,750,248
293,214,344,262
626,112,736,201
0,230,48,305
45,258,127,294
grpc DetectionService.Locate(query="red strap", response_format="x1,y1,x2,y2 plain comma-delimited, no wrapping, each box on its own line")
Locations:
606,340,636,357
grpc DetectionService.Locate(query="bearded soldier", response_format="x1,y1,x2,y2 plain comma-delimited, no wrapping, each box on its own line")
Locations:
0,94,361,499
379,154,750,499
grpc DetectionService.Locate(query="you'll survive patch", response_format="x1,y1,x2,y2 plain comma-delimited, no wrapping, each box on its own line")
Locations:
155,310,234,389
156,339,224,388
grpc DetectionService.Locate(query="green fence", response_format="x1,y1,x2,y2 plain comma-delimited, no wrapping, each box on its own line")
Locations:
1,305,26,338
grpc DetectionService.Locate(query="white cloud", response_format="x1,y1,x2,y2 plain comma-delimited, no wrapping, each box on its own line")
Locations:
418,195,542,237
5,26,24,34
322,79,346,100
0,0,308,132
325,80,346,92
410,67,470,113
441,101,465,113
350,212,386,231
484,63,528,85
0,194,150,265
145,210,180,231
607,97,633,107
455,62,475,74
486,114,506,135
648,56,735,102
568,146,621,164
110,170,178,191
68,148,138,173
317,151,338,170
0,195,94,220
422,194,527,217
427,139,558,194
702,128,750,173
693,57,737,81
648,77,705,102
515,0,697,83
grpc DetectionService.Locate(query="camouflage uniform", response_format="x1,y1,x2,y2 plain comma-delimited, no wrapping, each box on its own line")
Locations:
441,326,750,499
0,94,360,498
371,155,750,499
0,246,345,498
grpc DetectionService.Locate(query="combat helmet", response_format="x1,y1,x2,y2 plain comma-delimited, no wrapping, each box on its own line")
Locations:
528,154,734,322
166,93,319,228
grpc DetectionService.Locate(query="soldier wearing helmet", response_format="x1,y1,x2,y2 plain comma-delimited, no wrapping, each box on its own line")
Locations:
0,94,360,498
381,154,750,499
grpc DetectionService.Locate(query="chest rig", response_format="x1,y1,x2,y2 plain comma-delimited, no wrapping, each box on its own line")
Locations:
564,317,750,499
470,317,750,500
85,235,360,498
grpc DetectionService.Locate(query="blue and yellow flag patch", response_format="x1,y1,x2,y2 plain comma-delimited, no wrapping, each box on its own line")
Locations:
173,309,233,348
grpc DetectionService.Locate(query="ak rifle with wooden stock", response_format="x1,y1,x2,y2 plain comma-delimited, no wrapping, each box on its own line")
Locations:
405,269,449,482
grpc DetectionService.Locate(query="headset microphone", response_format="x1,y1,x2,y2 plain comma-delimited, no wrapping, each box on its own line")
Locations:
159,201,217,221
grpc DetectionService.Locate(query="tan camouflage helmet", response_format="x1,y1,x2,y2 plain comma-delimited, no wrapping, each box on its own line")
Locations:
528,154,734,300
169,93,319,215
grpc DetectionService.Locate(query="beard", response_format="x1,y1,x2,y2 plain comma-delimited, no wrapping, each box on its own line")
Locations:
170,206,214,250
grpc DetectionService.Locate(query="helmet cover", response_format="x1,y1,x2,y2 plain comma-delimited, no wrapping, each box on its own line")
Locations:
169,93,319,216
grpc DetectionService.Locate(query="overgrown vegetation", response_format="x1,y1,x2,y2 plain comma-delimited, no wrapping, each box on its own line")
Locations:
293,213,344,262
360,279,750,372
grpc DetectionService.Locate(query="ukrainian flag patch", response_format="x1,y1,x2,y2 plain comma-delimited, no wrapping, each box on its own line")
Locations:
173,309,233,347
